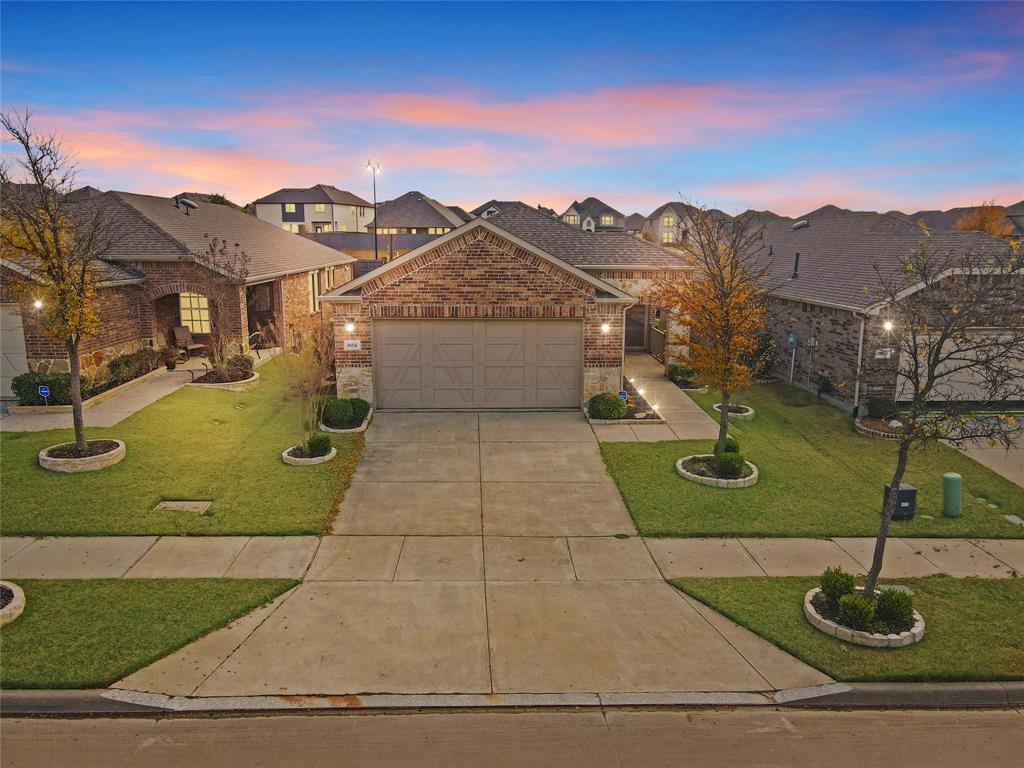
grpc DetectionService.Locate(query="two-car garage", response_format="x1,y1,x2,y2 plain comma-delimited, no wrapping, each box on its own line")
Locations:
373,319,583,409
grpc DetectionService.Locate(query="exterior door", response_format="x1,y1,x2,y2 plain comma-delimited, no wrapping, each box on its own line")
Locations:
1,304,29,399
374,320,582,409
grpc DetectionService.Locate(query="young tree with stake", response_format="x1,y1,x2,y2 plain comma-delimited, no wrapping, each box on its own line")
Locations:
862,227,1024,595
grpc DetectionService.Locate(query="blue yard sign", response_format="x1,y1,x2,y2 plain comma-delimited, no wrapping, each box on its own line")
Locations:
618,389,628,400
37,384,51,399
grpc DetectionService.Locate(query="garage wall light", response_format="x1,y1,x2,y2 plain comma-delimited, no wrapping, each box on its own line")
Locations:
345,322,355,333
883,320,894,332
33,299,43,309
600,322,610,333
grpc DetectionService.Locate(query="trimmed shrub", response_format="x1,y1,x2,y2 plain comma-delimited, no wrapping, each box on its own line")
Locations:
589,392,627,420
819,567,856,604
723,436,740,453
866,397,898,420
226,354,254,379
876,588,915,625
321,396,354,429
306,433,332,457
837,593,875,631
668,364,697,386
10,371,72,406
350,397,371,422
714,451,745,479
107,348,161,384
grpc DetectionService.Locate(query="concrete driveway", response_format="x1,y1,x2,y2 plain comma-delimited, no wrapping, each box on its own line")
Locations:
117,411,828,698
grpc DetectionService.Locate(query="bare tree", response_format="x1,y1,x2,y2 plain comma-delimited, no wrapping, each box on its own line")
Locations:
190,237,249,368
0,110,120,454
863,227,1024,595
652,205,772,457
278,319,335,444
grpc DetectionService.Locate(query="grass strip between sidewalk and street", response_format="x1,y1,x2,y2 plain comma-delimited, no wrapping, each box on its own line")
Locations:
0,578,296,688
673,576,1024,682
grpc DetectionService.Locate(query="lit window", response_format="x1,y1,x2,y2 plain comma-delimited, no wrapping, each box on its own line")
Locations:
314,203,326,213
179,293,211,334
284,203,296,213
600,215,614,226
662,216,675,228
661,231,675,244
339,223,348,231
564,214,579,225
282,223,300,233
427,227,451,235
308,270,323,313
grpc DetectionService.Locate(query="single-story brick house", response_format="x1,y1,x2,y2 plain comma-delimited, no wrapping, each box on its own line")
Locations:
754,206,1020,412
0,191,354,395
324,202,686,409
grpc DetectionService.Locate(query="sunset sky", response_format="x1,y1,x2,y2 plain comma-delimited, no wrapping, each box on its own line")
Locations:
2,1,1021,217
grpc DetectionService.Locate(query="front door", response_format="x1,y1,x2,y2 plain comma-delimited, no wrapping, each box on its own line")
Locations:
625,305,648,350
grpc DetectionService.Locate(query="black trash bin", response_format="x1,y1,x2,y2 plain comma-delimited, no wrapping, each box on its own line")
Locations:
884,483,917,521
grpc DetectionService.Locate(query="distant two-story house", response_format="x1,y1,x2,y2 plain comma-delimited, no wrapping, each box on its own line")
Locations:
367,191,472,235
252,184,374,234
560,198,626,232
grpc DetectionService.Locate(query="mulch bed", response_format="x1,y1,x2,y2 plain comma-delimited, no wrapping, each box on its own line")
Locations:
1,585,13,610
859,416,905,435
679,455,753,480
718,403,751,414
194,369,251,384
623,380,658,419
286,445,329,459
811,592,914,635
45,440,121,459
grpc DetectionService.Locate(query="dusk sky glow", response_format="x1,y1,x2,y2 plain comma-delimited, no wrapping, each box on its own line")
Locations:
2,1,1022,216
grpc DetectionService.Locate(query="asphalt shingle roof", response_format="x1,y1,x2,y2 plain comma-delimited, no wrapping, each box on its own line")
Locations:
252,184,372,207
477,201,685,268
566,197,624,219
370,191,466,229
893,200,1024,236
88,191,353,282
624,213,645,230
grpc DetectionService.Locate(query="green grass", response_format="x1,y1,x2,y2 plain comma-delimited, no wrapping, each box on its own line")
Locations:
0,359,363,536
674,576,1024,682
601,383,1024,537
0,579,296,688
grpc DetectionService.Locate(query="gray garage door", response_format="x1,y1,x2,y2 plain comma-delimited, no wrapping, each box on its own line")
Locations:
1,304,29,400
374,320,582,409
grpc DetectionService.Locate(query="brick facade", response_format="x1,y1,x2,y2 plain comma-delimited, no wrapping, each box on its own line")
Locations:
330,228,628,405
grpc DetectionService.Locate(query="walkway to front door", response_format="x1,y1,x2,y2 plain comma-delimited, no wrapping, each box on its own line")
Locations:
114,411,828,699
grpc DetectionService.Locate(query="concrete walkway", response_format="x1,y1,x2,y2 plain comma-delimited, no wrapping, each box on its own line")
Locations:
593,352,719,442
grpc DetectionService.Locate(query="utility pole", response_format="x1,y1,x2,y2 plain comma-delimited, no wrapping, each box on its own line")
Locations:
367,159,381,261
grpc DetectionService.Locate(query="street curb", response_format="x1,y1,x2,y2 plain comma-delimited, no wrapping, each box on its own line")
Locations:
2,682,1021,715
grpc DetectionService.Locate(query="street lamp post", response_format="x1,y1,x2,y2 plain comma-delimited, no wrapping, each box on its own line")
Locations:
366,159,381,261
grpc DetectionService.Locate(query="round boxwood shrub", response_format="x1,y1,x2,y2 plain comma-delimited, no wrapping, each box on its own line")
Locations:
10,371,72,406
714,451,745,479
876,588,914,625
723,436,740,453
837,593,875,631
321,396,354,429
819,566,856,604
866,397,898,419
350,397,371,423
306,433,332,457
589,392,627,420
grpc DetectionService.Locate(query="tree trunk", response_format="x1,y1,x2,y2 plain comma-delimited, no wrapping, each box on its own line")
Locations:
67,338,87,454
863,438,911,595
715,390,731,457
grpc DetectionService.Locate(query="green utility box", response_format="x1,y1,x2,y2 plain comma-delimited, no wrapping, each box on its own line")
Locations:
943,472,962,518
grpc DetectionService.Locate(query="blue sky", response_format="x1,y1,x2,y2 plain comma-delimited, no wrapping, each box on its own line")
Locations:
2,1,1021,215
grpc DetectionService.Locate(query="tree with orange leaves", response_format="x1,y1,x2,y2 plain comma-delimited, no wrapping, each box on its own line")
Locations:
651,204,771,457
954,201,1013,240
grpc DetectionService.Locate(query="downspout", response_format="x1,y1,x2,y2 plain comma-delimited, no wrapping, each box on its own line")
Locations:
853,313,866,415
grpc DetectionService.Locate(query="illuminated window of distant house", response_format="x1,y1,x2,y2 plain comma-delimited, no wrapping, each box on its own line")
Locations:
600,215,614,226
339,223,348,231
179,293,211,334
284,203,296,213
428,227,451,235
564,214,579,225
661,231,675,244
282,223,300,233
662,215,675,228
314,203,326,213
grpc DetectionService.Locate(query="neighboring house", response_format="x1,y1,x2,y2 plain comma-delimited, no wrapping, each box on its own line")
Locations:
252,184,374,234
890,200,1024,243
641,202,731,246
752,205,1019,413
560,197,626,231
367,191,471,235
624,213,645,235
324,201,687,409
311,231,436,262
0,191,355,393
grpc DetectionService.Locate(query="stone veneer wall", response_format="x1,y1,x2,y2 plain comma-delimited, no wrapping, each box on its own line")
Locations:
331,228,627,405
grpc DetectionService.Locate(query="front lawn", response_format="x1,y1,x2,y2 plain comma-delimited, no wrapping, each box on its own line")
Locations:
0,578,296,688
674,576,1024,682
0,359,363,536
601,384,1023,538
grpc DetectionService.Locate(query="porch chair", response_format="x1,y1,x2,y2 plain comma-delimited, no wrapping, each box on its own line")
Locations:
172,326,206,359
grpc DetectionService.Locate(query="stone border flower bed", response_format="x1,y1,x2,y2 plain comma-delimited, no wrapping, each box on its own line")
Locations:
8,367,165,414
187,371,260,391
0,581,26,626
713,403,755,420
804,586,925,648
38,439,126,473
281,445,337,466
675,453,759,488
854,416,902,440
320,408,373,434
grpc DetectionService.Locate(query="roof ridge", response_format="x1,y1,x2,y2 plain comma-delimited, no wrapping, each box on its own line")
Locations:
108,191,192,257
